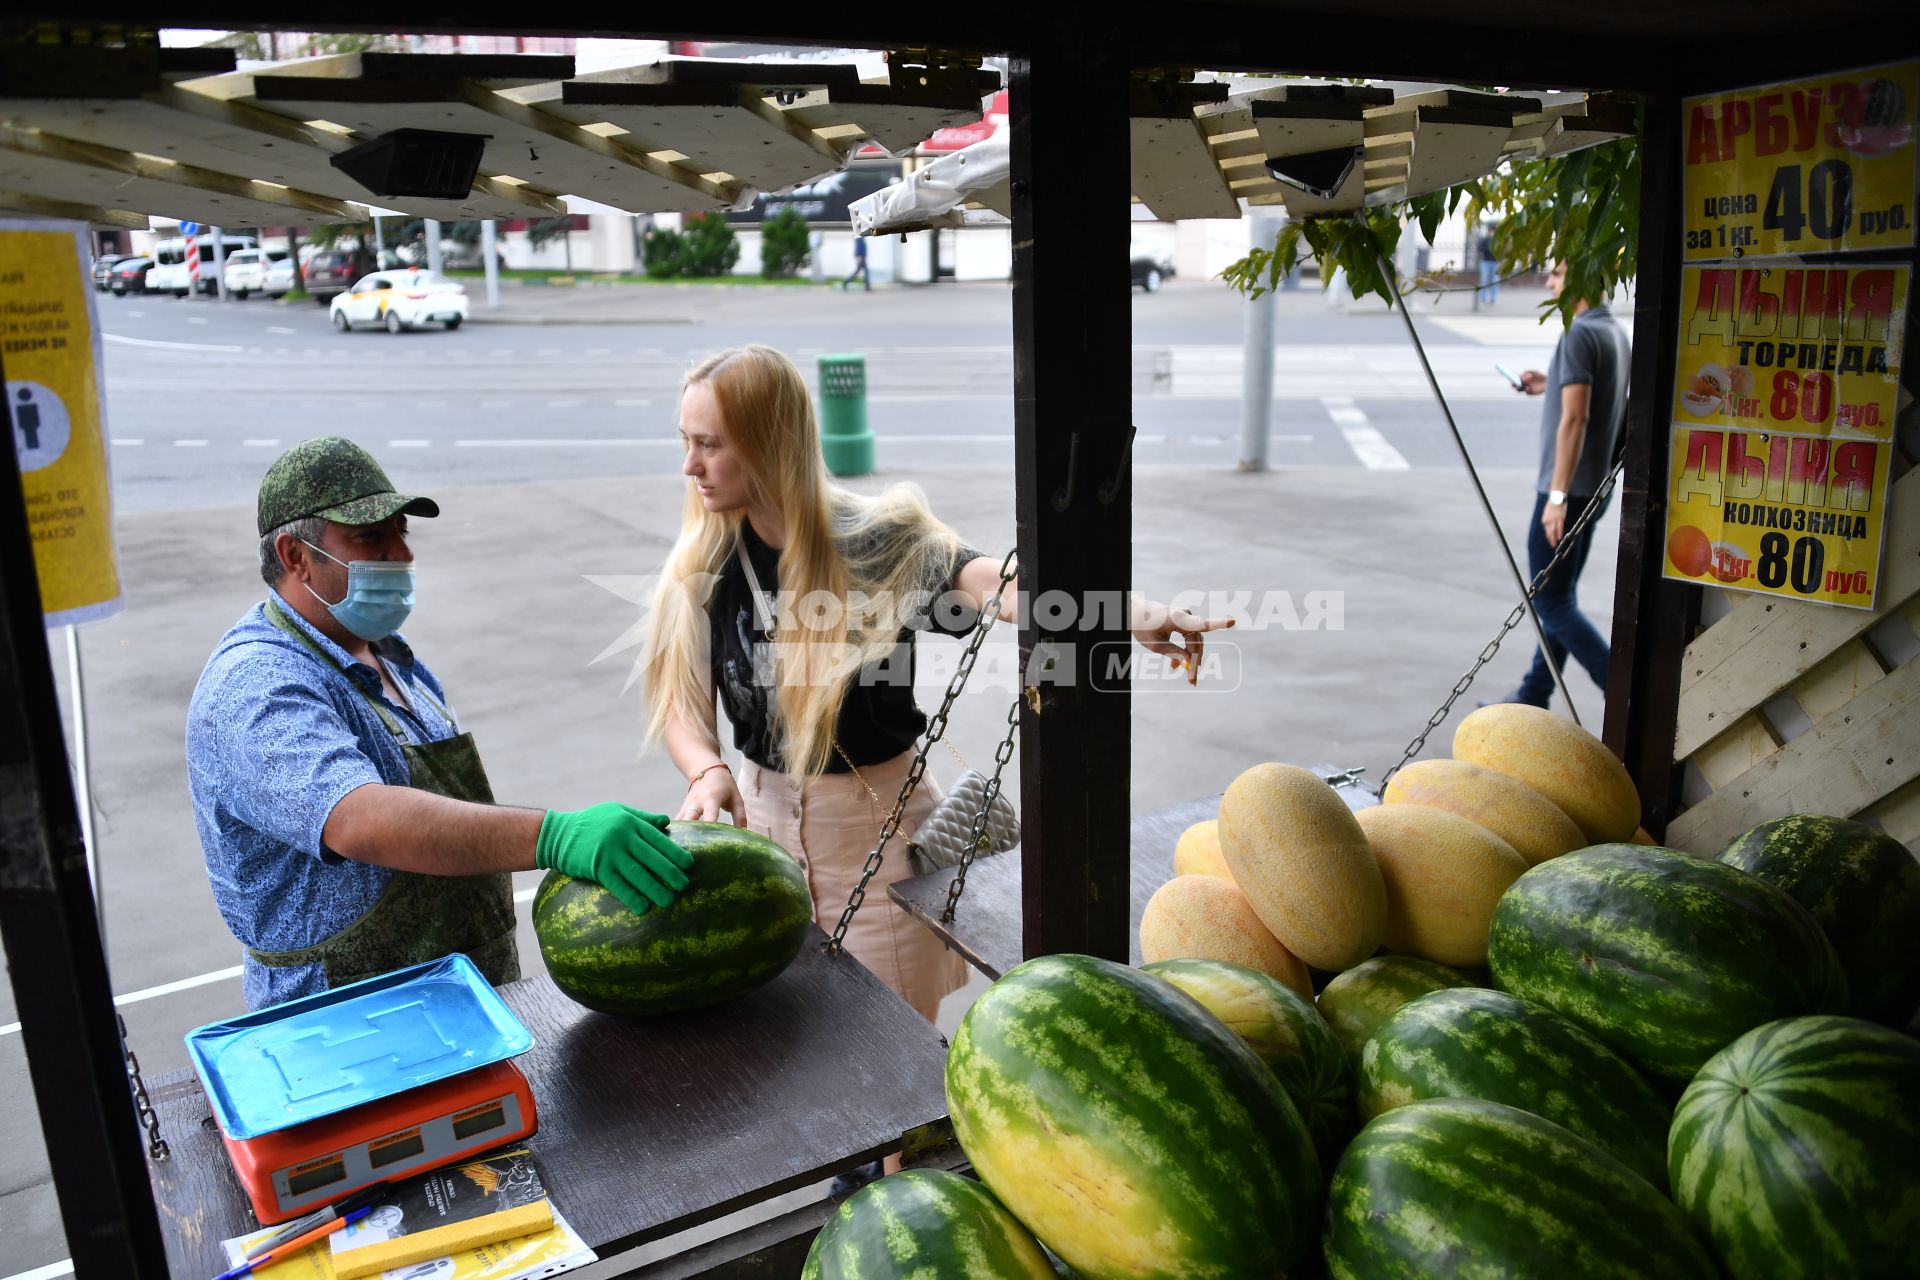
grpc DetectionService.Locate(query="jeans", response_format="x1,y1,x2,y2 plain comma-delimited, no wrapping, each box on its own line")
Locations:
1477,257,1499,305
1515,490,1611,707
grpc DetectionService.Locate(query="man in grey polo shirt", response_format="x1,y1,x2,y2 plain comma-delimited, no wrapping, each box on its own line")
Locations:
1503,260,1630,708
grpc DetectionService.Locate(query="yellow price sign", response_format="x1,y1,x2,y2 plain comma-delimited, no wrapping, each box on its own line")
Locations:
1673,262,1906,440
1683,60,1917,261
1662,425,1891,610
1,220,122,624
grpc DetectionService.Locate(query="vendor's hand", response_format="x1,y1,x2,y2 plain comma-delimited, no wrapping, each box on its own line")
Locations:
1541,501,1567,548
1518,369,1546,395
1130,602,1237,687
536,803,693,916
679,770,747,827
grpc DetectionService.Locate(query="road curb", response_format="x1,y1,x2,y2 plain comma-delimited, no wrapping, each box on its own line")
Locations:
464,314,697,326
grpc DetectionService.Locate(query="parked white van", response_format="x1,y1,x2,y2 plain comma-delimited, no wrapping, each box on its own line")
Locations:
147,234,258,297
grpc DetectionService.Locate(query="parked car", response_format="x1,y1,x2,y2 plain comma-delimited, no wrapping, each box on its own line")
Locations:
109,257,152,295
302,250,361,302
264,255,296,295
147,234,259,296
1130,251,1174,293
222,249,292,299
91,254,131,290
329,269,469,333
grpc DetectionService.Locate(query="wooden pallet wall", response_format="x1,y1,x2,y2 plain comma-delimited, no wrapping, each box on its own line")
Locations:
1665,459,1920,854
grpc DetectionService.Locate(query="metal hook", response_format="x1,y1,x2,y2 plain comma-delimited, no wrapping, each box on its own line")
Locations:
1050,432,1081,511
1097,424,1138,505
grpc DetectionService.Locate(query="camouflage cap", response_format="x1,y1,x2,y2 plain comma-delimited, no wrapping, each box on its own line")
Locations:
256,436,439,536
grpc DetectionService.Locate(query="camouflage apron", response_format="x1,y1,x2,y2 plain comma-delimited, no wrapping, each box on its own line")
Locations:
251,600,520,988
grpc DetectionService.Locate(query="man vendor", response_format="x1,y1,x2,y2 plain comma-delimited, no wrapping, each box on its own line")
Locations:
188,437,692,1009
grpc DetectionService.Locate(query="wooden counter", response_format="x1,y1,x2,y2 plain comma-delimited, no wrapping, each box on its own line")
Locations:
149,927,952,1277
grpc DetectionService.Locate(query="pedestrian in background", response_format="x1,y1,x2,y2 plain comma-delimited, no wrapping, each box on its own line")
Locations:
1476,219,1500,307
1500,260,1630,709
840,235,870,291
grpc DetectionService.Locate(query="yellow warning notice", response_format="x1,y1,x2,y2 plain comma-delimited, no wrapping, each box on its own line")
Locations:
1,220,122,624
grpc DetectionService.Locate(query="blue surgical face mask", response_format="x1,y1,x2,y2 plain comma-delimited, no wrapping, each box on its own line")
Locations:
300,540,415,641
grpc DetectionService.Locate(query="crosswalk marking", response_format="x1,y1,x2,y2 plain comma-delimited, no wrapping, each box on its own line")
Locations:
1322,396,1410,471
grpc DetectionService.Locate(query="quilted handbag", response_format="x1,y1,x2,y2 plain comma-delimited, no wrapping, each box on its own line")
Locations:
906,769,1019,878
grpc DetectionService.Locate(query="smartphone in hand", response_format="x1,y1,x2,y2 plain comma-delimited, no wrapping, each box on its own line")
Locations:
1495,363,1525,390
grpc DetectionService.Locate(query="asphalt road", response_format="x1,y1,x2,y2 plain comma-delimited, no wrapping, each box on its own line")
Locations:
2,277,1597,1277
93,279,1565,514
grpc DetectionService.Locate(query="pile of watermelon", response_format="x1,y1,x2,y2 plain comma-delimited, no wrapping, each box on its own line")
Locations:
803,706,1920,1279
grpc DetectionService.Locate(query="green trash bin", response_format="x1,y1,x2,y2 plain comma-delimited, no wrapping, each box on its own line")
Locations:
818,353,875,477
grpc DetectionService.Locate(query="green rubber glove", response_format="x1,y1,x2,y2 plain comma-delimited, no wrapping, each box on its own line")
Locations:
536,803,693,917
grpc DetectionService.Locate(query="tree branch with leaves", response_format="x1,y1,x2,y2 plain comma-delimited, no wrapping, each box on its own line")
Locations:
1221,131,1641,328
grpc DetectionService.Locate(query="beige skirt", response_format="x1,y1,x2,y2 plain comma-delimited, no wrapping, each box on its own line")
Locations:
739,750,967,1022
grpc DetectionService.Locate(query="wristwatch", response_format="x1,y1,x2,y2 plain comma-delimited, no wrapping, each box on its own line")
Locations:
1547,490,1568,507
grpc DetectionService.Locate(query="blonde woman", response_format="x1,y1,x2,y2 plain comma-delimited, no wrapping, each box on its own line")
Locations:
643,345,1229,1022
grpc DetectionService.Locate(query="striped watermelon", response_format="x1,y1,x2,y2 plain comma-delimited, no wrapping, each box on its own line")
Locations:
802,1170,1056,1280
1325,1098,1717,1280
1142,957,1352,1165
946,954,1320,1280
1316,955,1473,1065
1487,844,1848,1082
1718,814,1920,1026
1357,987,1672,1189
530,821,813,1016
1669,1015,1920,1280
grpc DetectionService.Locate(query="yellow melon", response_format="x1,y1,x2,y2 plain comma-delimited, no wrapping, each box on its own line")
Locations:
1173,819,1231,880
1631,826,1658,845
1217,762,1385,972
1382,758,1586,865
1452,703,1640,844
1138,875,1312,999
1355,804,1528,967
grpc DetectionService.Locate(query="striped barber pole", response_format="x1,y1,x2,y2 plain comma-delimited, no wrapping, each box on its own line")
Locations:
186,238,200,291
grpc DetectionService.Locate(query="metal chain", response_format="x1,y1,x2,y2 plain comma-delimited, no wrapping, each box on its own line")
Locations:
1380,458,1626,788
827,548,1019,954
122,1014,168,1162
940,691,1023,923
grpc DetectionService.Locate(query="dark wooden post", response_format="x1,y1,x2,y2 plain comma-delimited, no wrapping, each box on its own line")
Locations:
0,355,170,1273
1009,21,1133,962
1602,93,1700,837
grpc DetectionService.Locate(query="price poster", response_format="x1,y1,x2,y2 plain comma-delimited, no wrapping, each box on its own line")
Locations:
1673,262,1906,439
1683,60,1917,261
1,219,122,625
1661,427,1892,609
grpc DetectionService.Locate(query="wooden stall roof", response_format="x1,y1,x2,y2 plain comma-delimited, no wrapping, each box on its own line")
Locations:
0,47,993,225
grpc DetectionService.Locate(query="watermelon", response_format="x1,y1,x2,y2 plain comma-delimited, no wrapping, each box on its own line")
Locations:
802,1169,1056,1280
1487,844,1848,1082
1357,987,1671,1189
1718,814,1920,1026
945,954,1320,1280
1669,1015,1920,1280
1142,957,1352,1166
1316,955,1473,1065
1325,1098,1717,1280
531,820,813,1016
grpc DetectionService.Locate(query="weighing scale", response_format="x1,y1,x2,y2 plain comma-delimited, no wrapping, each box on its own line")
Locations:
186,954,539,1224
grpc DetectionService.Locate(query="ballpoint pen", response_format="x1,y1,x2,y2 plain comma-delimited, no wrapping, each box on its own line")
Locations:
242,1184,386,1261
217,1204,373,1279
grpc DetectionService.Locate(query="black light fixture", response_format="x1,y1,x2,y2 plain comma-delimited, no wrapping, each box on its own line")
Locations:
1264,146,1362,202
329,129,489,201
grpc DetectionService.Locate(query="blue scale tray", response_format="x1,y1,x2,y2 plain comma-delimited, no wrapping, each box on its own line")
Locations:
184,954,533,1140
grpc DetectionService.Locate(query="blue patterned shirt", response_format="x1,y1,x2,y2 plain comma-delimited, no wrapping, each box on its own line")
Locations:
186,590,458,1009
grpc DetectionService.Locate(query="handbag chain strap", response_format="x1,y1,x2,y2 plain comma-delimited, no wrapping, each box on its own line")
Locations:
824,548,1020,955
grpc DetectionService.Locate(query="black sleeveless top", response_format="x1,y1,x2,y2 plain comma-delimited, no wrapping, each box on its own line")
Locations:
709,521,985,772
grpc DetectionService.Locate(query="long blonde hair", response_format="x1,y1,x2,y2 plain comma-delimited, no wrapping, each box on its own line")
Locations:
642,345,965,777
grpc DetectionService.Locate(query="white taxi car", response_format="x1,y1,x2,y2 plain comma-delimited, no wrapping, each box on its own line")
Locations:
329,268,469,333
